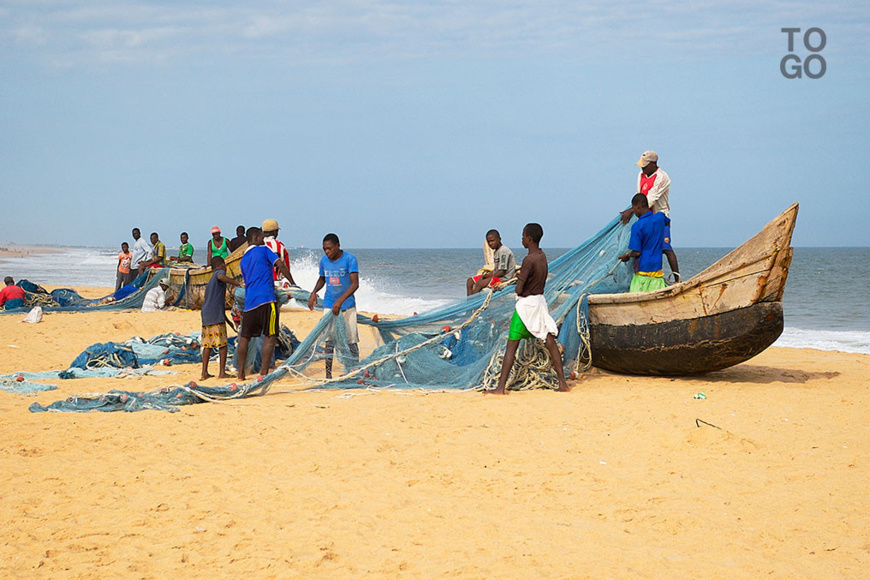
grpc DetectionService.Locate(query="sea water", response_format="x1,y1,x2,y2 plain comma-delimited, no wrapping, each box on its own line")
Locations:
2,246,868,354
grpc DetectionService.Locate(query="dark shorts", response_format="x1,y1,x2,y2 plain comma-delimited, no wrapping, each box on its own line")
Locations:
240,302,280,338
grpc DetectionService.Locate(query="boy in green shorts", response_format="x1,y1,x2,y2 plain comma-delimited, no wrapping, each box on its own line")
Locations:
489,223,570,395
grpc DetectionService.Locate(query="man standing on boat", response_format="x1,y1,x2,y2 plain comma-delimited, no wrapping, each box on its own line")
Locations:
620,150,681,282
262,219,295,288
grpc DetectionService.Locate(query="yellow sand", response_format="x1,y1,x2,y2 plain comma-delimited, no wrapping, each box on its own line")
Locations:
0,287,868,577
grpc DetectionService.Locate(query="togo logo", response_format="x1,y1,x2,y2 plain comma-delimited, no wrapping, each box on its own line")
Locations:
781,27,826,79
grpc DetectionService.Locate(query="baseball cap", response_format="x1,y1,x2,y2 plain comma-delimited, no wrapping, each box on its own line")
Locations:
636,150,659,167
210,226,221,234
262,219,280,231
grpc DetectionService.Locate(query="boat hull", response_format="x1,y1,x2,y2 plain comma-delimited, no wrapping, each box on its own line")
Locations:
167,243,246,309
589,302,783,375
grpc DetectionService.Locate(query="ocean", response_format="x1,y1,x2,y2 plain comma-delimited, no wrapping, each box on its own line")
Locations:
2,246,869,354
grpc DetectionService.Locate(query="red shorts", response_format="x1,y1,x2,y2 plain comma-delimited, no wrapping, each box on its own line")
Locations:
472,275,501,287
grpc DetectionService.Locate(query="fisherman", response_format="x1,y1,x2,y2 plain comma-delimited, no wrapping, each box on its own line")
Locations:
116,242,133,290
262,219,294,287
618,193,669,292
137,232,166,274
489,223,569,395
141,278,170,312
467,229,516,295
307,233,360,379
237,226,295,382
130,228,152,274
200,256,242,380
207,226,230,261
620,150,681,282
228,225,247,253
0,277,26,310
168,232,194,263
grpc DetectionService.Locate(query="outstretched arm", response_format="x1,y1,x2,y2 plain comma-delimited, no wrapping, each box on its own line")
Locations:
308,277,326,311
330,272,359,315
274,259,296,286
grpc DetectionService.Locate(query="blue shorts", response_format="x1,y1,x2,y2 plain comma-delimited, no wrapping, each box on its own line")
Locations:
663,225,673,252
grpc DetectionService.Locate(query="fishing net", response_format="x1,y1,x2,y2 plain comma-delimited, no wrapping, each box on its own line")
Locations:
29,216,635,412
277,215,634,392
1,269,173,314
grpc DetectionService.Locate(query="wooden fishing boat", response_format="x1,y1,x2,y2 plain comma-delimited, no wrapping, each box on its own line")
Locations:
586,202,798,376
166,243,246,309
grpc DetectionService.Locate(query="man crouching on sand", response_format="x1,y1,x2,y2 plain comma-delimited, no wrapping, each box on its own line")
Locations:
488,223,570,395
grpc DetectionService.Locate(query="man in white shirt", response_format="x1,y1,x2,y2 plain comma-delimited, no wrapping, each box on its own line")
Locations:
131,228,152,274
141,279,169,312
620,150,680,282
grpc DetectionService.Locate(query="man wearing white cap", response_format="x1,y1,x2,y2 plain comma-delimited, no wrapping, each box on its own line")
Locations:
262,219,294,287
620,150,680,282
141,278,170,312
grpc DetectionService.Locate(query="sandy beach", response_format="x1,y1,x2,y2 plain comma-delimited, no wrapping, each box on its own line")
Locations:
0,288,868,578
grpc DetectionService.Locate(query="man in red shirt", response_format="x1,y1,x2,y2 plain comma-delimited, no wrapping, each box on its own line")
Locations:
262,219,296,288
620,150,680,282
0,277,26,309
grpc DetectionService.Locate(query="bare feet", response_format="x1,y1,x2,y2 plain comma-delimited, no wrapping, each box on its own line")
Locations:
217,373,232,379
484,387,507,395
200,373,213,381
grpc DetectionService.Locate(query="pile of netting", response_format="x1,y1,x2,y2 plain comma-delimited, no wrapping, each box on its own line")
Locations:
69,332,202,370
29,216,635,413
0,269,173,313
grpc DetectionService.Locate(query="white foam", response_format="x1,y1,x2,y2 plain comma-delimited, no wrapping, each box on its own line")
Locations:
774,328,870,355
287,253,449,316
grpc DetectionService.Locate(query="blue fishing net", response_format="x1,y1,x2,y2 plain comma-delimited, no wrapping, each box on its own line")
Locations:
30,216,635,412
1,269,171,314
279,216,634,391
1,378,57,395
29,381,268,413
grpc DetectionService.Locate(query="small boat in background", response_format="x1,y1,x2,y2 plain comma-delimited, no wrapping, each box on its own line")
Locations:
167,243,246,309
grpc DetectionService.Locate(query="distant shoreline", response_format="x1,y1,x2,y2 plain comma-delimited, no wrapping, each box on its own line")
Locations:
0,245,60,266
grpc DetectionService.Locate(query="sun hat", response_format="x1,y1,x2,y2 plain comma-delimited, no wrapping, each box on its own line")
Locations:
210,226,221,234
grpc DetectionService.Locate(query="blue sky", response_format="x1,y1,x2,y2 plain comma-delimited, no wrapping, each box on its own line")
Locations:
1,1,868,249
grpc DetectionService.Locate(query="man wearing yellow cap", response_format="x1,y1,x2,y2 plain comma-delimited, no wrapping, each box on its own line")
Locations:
620,150,680,282
263,219,295,287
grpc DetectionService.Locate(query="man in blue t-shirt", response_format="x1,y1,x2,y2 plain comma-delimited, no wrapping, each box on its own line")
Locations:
618,193,670,293
238,226,296,382
307,233,360,379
